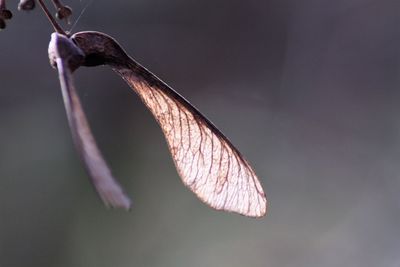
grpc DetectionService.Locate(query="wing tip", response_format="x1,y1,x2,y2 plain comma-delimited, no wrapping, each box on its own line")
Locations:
102,195,132,210
209,199,268,218
186,182,268,218
96,182,132,210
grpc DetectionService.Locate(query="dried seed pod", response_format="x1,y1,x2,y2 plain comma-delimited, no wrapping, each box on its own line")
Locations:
50,0,72,22
0,0,12,21
18,0,36,11
0,8,12,19
55,5,72,21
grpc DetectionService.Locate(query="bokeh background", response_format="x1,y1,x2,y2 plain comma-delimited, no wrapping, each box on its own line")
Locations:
1,0,400,266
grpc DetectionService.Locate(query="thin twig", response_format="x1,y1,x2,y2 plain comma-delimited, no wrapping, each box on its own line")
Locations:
37,0,65,34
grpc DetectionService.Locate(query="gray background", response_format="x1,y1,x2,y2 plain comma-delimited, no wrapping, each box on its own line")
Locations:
0,0,400,266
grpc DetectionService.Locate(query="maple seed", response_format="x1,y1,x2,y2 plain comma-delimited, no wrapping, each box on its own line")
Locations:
18,0,36,11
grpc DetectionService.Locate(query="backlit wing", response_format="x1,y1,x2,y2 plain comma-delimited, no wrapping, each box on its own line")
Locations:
115,64,267,217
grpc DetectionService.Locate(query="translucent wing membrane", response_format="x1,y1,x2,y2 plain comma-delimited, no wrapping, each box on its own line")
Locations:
50,34,131,209
114,65,267,217
52,31,266,217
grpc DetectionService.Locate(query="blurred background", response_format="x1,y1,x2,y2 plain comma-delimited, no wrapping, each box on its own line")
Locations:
1,0,400,266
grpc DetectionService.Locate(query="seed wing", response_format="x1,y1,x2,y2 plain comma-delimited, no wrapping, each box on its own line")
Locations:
51,34,131,209
116,65,267,217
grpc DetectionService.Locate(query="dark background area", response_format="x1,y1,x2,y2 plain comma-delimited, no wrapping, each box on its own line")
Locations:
1,0,400,266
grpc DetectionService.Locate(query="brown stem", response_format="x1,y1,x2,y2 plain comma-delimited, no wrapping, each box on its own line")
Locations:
37,0,65,35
